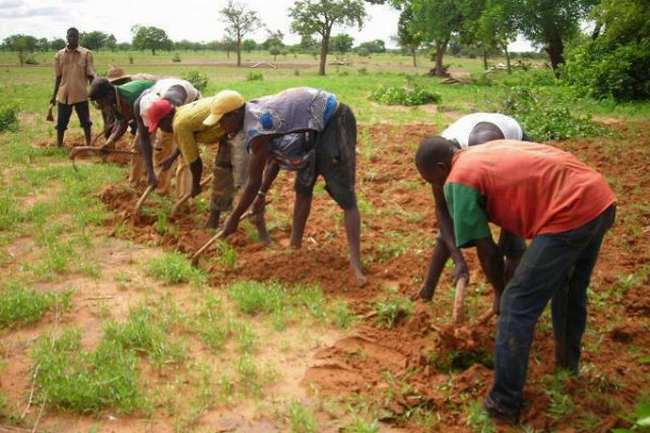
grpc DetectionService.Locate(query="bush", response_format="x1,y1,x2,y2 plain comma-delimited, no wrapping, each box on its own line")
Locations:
171,52,181,63
369,84,441,106
181,69,209,93
357,47,370,57
246,72,264,81
0,106,19,132
565,38,650,101
501,87,611,141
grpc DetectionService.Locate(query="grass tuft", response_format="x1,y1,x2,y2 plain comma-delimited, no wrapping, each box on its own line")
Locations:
146,251,206,286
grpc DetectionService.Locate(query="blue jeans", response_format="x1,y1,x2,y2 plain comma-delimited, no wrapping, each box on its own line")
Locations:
487,205,616,416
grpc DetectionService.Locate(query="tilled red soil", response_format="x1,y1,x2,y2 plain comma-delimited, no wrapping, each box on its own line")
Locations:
94,122,649,431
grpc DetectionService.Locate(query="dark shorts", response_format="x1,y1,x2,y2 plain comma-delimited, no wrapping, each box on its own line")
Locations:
295,103,357,210
56,101,92,132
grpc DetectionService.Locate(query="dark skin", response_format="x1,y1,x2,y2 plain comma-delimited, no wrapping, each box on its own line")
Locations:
417,147,506,311
134,85,188,188
93,86,134,149
51,29,94,147
418,123,526,303
156,107,202,199
219,107,366,285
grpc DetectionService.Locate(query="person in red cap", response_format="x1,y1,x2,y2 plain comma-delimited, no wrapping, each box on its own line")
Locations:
132,78,200,193
148,94,250,229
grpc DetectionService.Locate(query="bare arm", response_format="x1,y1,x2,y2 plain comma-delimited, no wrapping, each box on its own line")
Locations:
105,117,128,146
433,184,469,282
252,159,280,212
221,135,272,236
133,97,157,186
475,235,506,313
51,75,61,104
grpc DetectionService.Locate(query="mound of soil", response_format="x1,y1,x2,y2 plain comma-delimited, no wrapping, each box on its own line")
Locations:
94,121,650,430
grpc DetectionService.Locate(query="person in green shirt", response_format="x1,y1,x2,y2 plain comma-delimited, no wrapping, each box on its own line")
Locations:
89,77,155,186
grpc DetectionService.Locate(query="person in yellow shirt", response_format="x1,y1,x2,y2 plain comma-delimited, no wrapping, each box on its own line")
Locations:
148,95,248,228
51,27,94,148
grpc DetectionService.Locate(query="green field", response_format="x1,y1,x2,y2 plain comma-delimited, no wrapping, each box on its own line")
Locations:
0,51,648,432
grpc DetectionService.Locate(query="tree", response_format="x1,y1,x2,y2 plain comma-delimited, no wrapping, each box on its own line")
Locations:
357,39,386,53
35,37,49,52
474,1,518,72
220,0,262,67
262,30,284,49
289,0,367,75
220,37,237,58
242,39,257,52
330,34,354,54
264,30,285,60
565,0,650,100
505,0,597,72
50,38,66,50
413,0,486,76
396,4,424,66
105,34,117,52
81,31,114,51
131,25,172,55
2,34,37,66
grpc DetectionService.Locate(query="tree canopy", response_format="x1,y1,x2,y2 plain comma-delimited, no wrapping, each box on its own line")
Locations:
131,25,172,55
289,0,367,75
220,0,262,67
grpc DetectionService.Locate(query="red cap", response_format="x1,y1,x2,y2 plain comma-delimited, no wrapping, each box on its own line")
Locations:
147,99,174,133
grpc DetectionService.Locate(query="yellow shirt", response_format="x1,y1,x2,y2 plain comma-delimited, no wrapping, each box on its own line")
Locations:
53,46,94,105
173,97,227,164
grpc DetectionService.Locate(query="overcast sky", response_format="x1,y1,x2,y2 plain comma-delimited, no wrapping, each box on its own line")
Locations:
0,0,534,51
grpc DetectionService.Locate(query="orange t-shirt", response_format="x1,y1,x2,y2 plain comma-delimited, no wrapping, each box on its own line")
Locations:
444,140,616,246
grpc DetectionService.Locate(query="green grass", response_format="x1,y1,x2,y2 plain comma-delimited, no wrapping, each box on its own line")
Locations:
544,370,576,422
341,416,381,433
228,280,334,330
146,250,206,286
286,400,319,433
372,288,415,329
32,328,141,414
0,280,72,329
465,401,495,433
102,304,186,370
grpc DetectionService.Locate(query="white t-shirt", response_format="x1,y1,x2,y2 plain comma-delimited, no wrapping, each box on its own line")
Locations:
139,78,201,127
441,113,523,148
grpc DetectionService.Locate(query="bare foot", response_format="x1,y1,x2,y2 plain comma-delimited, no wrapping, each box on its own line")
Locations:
409,288,432,302
353,268,368,287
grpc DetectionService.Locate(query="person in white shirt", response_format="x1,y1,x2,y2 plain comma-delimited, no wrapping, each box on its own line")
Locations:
415,113,529,303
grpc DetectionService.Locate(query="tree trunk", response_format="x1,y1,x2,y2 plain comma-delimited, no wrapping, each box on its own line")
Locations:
236,38,242,67
545,33,565,77
151,49,156,56
411,48,417,67
482,48,488,70
319,33,330,76
501,41,511,74
433,38,450,77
